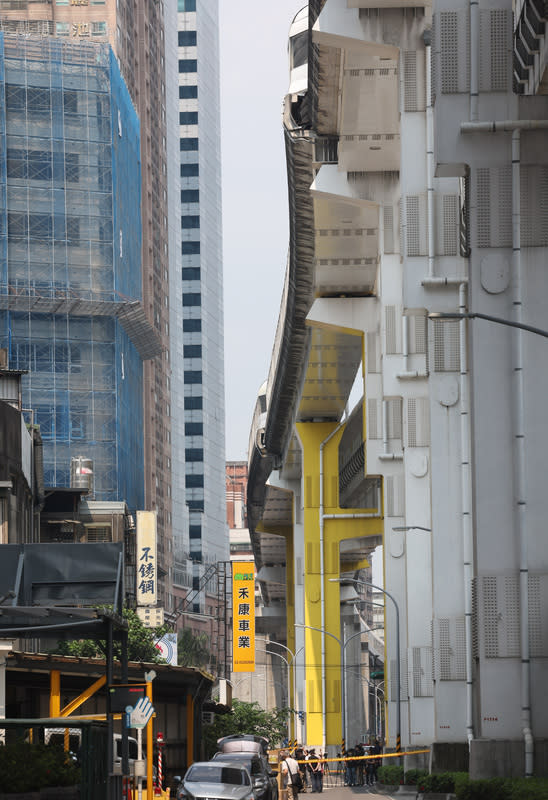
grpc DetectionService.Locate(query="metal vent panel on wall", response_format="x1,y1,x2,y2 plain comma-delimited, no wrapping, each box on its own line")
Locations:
432,617,466,680
407,397,430,447
521,166,548,247
405,194,428,257
435,194,459,256
386,397,403,440
479,9,513,92
384,205,395,253
410,645,434,697
391,653,408,702
474,166,512,248
385,305,402,354
475,573,548,658
402,50,426,112
367,331,380,373
478,573,520,658
430,319,460,372
408,314,427,355
367,398,381,439
438,11,470,93
385,473,405,517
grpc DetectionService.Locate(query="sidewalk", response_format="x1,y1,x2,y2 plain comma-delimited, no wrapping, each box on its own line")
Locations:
299,783,405,800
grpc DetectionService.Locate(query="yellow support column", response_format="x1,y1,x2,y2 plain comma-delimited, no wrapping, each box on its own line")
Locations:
50,670,61,717
297,421,339,748
256,519,295,741
296,421,383,751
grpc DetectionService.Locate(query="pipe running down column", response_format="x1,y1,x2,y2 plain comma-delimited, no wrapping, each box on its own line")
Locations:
511,130,533,779
459,283,474,747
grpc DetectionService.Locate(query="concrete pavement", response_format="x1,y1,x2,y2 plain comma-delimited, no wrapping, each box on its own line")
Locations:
298,781,407,800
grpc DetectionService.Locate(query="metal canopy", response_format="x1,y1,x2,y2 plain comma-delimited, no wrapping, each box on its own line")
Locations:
0,542,126,639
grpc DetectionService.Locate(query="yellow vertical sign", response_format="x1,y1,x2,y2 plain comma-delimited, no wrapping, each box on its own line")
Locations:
232,561,255,672
136,510,157,607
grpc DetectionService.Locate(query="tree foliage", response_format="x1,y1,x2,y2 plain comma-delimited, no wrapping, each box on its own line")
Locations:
51,607,170,663
178,627,211,668
203,699,290,758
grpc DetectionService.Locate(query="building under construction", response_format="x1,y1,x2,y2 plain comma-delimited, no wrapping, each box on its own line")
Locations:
0,35,160,511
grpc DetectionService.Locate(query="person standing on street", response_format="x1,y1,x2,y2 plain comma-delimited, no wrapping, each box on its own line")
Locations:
309,750,323,793
281,750,301,800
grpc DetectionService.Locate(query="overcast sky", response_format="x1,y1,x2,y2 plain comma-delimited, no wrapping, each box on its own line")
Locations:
220,1,306,461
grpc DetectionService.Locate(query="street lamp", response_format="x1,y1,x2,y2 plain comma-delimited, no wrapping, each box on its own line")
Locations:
294,622,371,752
428,311,548,339
392,526,431,532
263,640,306,744
330,577,401,754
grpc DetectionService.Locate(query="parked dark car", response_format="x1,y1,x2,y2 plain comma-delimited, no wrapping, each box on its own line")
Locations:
211,751,278,800
175,761,254,800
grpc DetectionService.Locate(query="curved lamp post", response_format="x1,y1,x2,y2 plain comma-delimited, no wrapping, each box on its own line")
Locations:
330,577,401,754
428,310,548,339
295,622,374,750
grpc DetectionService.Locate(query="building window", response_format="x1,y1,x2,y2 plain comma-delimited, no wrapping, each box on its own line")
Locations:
6,149,25,179
179,59,197,72
56,21,70,35
184,396,202,410
86,526,111,542
5,85,25,110
182,243,200,257
91,21,107,36
27,87,50,112
181,189,199,203
178,30,197,46
181,215,200,229
189,524,201,539
183,319,201,332
178,0,196,10
186,474,204,488
180,85,198,99
184,345,202,358
64,91,78,114
184,371,202,385
182,267,200,280
183,293,201,307
181,163,199,177
180,111,198,125
186,448,203,462
66,217,80,244
180,138,199,151
65,153,79,183
185,422,203,435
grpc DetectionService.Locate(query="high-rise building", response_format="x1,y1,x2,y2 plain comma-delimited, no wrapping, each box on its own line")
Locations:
176,0,227,598
0,34,149,513
0,2,175,610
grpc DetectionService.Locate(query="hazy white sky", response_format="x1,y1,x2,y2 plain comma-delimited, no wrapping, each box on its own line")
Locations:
220,1,306,461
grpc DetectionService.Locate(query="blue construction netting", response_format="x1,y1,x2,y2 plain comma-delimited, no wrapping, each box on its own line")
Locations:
0,35,144,512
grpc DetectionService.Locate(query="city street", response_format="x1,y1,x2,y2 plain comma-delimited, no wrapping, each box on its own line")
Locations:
300,785,402,800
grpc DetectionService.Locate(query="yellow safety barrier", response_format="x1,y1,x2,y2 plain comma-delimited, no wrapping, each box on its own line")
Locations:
295,748,430,765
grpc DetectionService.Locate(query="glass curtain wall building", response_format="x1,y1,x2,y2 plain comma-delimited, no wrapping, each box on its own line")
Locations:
176,0,228,603
0,35,145,511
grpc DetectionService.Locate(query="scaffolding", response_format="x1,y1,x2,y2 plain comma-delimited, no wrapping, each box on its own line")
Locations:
0,35,147,511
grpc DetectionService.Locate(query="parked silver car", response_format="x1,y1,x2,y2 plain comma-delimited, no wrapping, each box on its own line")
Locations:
211,751,278,800
176,761,255,800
